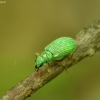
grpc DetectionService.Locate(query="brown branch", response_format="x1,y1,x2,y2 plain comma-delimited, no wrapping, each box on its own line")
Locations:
1,20,100,100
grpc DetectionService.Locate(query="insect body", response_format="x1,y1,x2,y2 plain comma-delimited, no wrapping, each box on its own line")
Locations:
35,37,77,69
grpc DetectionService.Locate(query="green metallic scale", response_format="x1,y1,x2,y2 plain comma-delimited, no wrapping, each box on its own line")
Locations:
35,37,77,69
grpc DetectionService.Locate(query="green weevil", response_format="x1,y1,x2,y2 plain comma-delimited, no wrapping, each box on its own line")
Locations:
35,37,77,69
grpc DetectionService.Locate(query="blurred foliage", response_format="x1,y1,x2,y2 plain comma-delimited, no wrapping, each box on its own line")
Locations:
0,0,100,100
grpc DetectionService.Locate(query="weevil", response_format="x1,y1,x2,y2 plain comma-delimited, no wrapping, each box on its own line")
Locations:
35,37,77,70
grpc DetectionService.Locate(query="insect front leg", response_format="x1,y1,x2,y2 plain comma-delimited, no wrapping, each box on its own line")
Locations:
35,53,40,58
35,69,43,87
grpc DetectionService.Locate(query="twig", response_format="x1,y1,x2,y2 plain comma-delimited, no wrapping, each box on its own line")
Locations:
1,20,100,100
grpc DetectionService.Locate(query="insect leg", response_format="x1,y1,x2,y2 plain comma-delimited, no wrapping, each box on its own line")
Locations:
35,53,40,58
47,63,51,73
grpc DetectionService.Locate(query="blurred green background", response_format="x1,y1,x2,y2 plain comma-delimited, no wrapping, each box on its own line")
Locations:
0,0,100,100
